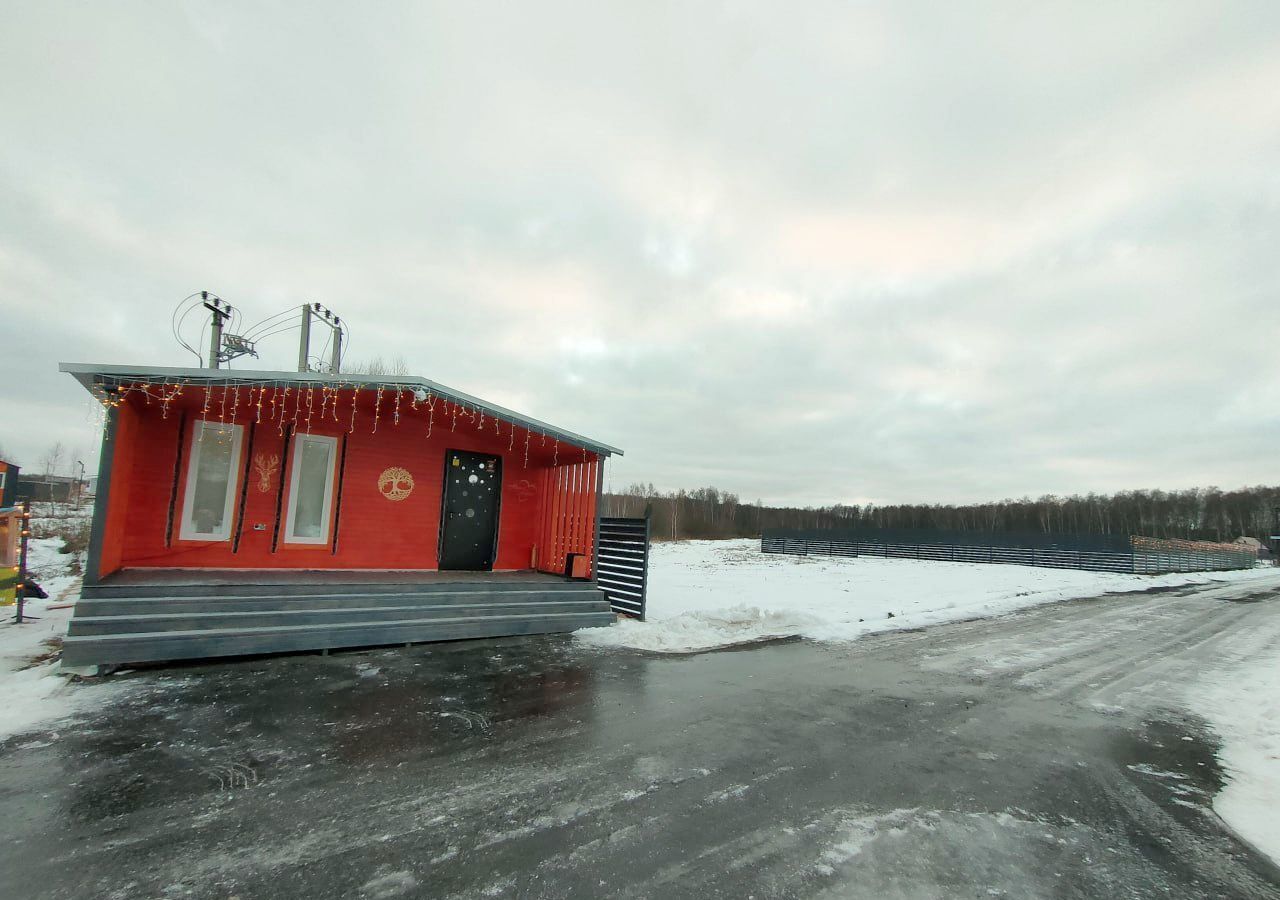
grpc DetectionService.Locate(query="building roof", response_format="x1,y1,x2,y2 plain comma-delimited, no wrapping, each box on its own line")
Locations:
60,362,623,458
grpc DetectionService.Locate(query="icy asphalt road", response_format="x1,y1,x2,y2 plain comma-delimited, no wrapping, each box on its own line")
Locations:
2,579,1279,899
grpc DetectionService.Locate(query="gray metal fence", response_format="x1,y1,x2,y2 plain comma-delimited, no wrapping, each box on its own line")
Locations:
1129,536,1257,573
761,528,1255,574
596,516,650,618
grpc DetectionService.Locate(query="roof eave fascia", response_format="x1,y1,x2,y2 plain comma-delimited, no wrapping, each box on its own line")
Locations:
58,362,622,458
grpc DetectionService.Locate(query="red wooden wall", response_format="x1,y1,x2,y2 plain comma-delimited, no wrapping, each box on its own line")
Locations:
95,384,602,578
535,460,600,578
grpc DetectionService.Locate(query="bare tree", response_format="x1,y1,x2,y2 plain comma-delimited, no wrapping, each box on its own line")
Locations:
41,441,66,478
346,355,411,377
602,482,1280,544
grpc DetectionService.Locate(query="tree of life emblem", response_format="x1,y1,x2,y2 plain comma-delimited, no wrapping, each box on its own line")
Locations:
378,467,414,501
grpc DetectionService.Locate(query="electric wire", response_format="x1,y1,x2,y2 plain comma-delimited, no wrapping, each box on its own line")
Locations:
243,307,301,339
172,294,350,371
170,292,207,364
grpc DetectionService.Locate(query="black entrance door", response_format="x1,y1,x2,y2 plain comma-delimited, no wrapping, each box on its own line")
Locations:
439,450,502,570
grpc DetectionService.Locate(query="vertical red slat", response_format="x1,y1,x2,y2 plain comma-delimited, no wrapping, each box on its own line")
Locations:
566,464,578,569
564,465,575,570
584,459,598,577
562,465,573,571
575,462,589,563
566,463,578,564
576,463,586,558
568,468,578,565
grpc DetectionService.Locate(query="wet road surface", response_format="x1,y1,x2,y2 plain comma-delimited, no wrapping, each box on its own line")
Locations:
2,577,1279,898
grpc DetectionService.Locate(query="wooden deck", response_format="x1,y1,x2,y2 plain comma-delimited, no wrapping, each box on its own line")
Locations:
66,570,615,668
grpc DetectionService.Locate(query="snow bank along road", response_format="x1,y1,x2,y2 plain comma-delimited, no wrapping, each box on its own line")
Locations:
578,538,1280,653
1,578,1279,898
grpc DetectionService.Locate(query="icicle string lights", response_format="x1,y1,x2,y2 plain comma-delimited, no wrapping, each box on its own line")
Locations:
91,378,589,469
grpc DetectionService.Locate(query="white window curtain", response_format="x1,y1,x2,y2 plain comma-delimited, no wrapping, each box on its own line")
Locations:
179,422,243,541
285,434,337,544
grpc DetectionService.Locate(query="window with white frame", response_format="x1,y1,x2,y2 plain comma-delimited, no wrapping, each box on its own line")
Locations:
179,421,243,541
0,470,6,491
284,434,337,544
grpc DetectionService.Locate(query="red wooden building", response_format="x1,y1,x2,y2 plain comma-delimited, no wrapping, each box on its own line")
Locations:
59,362,625,669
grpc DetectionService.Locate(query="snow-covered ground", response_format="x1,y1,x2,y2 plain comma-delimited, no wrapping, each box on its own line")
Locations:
0,538,100,741
1188,630,1280,866
576,538,1278,654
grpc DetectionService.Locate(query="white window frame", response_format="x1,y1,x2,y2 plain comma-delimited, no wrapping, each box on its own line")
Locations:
0,470,6,491
178,421,244,542
283,433,338,545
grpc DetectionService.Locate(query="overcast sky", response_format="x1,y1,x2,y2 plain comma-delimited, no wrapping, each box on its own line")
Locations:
2,2,1278,506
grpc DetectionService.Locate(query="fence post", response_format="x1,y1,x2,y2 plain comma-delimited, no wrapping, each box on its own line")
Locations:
14,500,30,624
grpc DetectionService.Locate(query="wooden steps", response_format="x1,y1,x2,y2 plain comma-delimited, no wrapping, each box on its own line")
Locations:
63,581,615,667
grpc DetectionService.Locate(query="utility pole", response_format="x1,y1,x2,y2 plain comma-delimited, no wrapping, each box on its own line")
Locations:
331,316,342,374
202,291,232,369
297,304,312,372
297,303,343,373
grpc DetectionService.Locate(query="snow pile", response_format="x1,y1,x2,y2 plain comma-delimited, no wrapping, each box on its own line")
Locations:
576,539,1280,654
0,538,93,741
593,606,826,654
1189,636,1280,866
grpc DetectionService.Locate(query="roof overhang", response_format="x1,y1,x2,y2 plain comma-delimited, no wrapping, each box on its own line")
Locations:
60,362,623,458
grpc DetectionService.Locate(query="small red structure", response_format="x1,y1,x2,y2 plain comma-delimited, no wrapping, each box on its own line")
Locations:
59,362,624,668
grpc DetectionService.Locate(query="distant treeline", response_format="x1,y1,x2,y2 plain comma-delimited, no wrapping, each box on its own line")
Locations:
602,483,1280,543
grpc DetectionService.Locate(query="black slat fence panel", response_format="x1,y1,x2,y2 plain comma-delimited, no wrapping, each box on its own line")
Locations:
596,516,650,619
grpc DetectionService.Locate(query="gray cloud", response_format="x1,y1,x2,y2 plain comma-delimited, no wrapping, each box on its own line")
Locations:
2,1,1278,505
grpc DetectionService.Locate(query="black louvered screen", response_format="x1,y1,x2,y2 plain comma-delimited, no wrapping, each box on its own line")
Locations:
595,516,650,619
